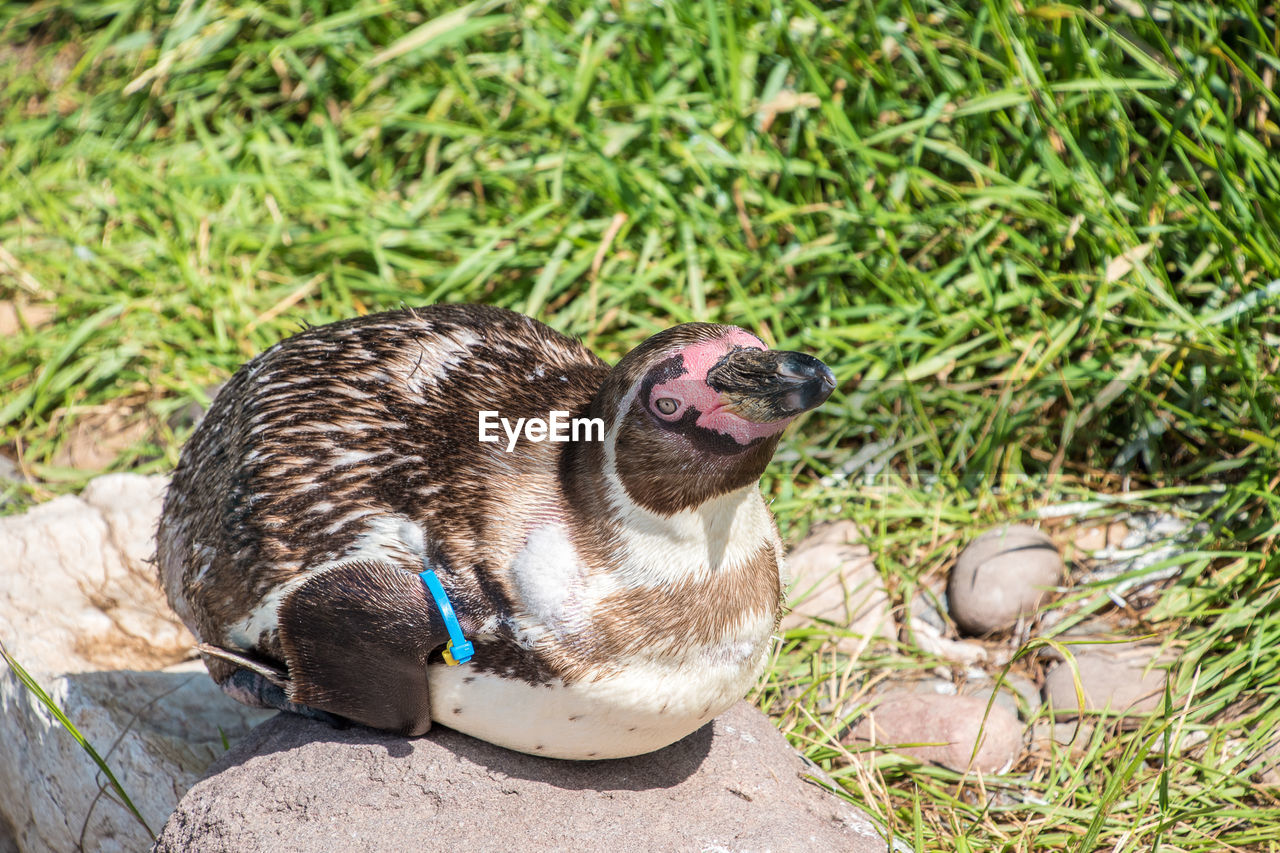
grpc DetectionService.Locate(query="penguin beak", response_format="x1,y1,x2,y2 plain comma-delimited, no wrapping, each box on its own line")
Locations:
705,349,836,423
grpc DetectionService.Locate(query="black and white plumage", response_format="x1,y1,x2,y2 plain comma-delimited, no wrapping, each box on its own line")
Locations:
157,304,834,759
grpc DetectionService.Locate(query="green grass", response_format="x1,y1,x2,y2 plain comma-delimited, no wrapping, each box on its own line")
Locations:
1,0,1278,849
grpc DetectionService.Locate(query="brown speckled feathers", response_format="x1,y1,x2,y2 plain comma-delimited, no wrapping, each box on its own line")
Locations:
159,306,605,680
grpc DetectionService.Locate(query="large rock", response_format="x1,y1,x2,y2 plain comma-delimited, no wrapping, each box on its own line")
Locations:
0,474,270,853
959,673,1043,721
782,521,893,650
155,702,889,852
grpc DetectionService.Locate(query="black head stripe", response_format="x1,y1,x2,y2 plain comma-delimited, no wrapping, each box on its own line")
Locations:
637,354,688,404
633,395,767,456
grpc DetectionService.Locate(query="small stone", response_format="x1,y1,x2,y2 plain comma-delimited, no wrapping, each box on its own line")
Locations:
987,647,1014,668
959,674,1042,721
1071,520,1131,554
909,617,988,666
156,702,887,852
844,693,1024,774
782,521,893,650
1043,644,1171,718
909,587,947,633
1142,728,1208,765
947,525,1062,636
1031,718,1095,753
1176,730,1210,754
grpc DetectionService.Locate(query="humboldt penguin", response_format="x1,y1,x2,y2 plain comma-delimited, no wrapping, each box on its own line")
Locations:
156,304,835,759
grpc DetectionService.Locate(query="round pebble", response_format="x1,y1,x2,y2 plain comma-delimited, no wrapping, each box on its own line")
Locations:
843,693,1024,774
947,524,1062,636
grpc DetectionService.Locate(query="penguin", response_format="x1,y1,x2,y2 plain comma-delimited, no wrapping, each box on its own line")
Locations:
156,304,835,759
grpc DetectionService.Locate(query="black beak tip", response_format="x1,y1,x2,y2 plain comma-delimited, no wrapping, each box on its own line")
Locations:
779,353,836,414
809,364,836,408
706,347,836,420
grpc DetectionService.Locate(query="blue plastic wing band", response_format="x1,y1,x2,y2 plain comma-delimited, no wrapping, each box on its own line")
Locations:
419,569,474,666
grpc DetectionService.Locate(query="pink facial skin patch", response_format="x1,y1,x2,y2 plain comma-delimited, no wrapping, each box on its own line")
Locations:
647,330,796,447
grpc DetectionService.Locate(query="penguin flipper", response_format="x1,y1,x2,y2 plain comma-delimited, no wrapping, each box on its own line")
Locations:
277,560,446,736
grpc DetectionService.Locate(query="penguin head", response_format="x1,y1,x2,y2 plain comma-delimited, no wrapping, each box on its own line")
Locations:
591,323,835,515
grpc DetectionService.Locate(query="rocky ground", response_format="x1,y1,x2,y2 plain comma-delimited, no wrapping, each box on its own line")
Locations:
0,474,889,852
781,515,1196,778
0,474,270,852
0,471,1218,851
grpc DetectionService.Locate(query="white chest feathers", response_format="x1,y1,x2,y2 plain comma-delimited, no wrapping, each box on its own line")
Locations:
430,511,780,759
507,523,602,648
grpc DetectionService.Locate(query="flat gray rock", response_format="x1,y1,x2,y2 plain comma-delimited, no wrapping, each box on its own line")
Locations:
155,702,890,853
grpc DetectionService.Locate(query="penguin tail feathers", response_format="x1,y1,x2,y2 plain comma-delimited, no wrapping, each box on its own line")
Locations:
198,642,289,687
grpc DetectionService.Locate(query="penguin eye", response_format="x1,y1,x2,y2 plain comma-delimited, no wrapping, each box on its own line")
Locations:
654,397,679,416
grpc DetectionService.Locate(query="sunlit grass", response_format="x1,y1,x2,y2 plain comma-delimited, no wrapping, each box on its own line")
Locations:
1,0,1277,849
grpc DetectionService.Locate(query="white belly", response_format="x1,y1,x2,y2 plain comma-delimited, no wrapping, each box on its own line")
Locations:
427,640,771,759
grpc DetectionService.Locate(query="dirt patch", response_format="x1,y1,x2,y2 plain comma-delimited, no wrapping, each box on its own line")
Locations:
50,401,155,471
0,300,55,336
